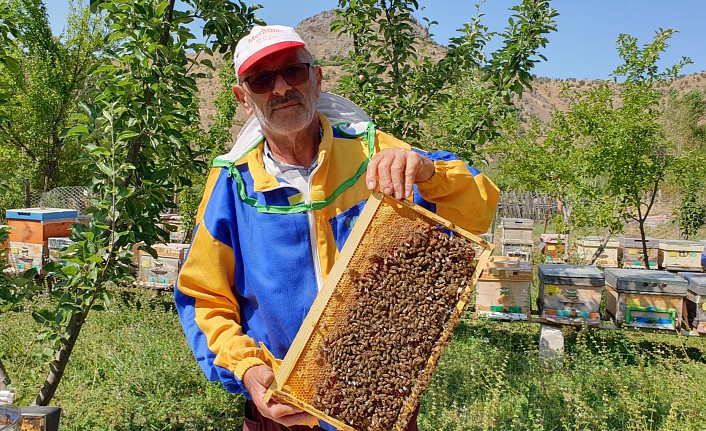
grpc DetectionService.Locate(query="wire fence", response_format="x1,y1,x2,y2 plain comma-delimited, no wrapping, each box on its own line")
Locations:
35,186,92,215
496,191,558,223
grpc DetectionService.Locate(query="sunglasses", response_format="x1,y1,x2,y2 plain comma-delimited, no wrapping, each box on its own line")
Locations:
242,63,312,94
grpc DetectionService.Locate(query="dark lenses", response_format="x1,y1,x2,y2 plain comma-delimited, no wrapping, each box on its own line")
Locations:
244,63,311,94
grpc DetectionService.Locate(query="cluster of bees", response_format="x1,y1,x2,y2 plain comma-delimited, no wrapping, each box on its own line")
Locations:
311,226,476,430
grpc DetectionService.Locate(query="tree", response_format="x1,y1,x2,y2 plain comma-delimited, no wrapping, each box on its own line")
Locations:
179,62,240,242
586,29,691,268
661,90,706,238
333,0,557,155
0,0,20,79
496,29,693,267
0,0,103,196
4,0,262,406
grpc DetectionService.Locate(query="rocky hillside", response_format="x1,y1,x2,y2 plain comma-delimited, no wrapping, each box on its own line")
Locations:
194,10,706,135
294,9,446,62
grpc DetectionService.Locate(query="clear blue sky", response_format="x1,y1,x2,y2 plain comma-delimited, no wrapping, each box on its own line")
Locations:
46,0,705,80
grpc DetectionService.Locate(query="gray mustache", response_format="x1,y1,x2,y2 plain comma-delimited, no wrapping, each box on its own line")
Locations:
269,91,303,109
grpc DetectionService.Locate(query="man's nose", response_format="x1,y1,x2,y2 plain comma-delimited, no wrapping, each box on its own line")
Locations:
271,72,293,96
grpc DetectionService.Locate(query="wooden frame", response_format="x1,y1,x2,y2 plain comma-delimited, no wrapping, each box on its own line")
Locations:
264,192,493,430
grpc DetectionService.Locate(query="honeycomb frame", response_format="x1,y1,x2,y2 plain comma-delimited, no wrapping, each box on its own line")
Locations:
265,192,494,430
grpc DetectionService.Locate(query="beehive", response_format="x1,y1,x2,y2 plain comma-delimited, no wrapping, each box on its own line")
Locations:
20,406,62,431
501,241,533,261
47,237,75,264
159,214,188,243
6,208,76,244
618,237,658,269
605,268,687,331
8,241,47,274
476,256,532,320
658,240,703,272
265,193,492,431
500,217,533,242
539,233,567,263
576,236,619,267
537,264,604,326
136,243,189,289
679,272,706,334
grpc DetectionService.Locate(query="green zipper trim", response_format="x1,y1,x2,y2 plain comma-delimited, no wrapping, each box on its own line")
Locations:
213,123,376,214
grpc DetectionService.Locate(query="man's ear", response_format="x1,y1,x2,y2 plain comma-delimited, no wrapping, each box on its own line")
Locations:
233,85,254,116
314,65,323,98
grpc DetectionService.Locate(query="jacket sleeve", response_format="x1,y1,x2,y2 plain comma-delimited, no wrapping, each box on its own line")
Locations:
174,167,275,396
376,131,500,235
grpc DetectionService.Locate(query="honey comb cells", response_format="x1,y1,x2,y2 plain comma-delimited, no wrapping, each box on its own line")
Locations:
267,195,491,431
311,226,476,430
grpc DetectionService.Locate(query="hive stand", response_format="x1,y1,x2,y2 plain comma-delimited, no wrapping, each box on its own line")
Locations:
537,320,701,366
538,324,564,366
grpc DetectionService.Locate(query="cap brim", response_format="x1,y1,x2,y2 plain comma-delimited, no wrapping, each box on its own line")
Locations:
237,41,306,76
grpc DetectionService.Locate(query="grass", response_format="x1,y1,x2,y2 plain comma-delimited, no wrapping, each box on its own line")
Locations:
1,282,706,430
1,289,244,431
423,319,706,431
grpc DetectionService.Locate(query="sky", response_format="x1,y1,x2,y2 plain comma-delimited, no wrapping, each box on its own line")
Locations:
45,1,705,80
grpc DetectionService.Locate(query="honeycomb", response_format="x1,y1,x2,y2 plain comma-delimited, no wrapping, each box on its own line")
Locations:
267,193,492,430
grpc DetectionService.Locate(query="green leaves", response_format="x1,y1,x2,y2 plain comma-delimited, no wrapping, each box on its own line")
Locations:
495,28,695,243
333,1,557,162
0,0,261,406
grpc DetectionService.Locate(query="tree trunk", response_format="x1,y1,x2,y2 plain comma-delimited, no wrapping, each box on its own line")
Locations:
638,219,651,270
32,312,85,406
0,358,10,389
589,228,614,265
24,178,31,207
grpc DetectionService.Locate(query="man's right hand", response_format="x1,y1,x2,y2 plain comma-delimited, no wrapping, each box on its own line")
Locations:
242,364,318,427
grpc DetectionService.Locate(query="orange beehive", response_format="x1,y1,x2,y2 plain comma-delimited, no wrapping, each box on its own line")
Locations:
6,208,77,244
7,219,73,244
539,233,567,263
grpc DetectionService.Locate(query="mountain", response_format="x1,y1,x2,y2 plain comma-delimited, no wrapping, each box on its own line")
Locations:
193,10,706,137
293,9,446,63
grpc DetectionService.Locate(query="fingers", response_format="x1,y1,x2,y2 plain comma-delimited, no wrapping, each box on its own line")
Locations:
258,398,317,427
264,399,305,418
404,157,419,199
268,409,318,427
366,148,434,199
365,156,381,193
244,365,315,427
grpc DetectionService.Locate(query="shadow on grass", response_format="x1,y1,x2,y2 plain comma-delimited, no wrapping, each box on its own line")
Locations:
109,398,245,431
115,286,178,313
561,326,706,365
456,318,706,366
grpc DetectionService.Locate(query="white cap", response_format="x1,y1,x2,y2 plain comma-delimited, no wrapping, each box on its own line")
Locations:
234,25,309,77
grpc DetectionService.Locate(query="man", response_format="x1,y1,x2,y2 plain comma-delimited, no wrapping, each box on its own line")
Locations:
175,25,499,430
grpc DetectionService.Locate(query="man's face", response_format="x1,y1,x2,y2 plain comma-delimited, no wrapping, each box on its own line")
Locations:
233,47,322,137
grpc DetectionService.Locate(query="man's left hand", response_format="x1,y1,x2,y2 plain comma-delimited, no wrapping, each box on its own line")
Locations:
366,148,435,199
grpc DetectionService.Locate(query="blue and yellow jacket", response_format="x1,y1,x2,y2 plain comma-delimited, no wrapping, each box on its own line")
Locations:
175,94,499,397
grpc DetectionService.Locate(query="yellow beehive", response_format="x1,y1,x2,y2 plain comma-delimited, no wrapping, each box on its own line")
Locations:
657,239,703,272
576,236,619,267
265,193,492,431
